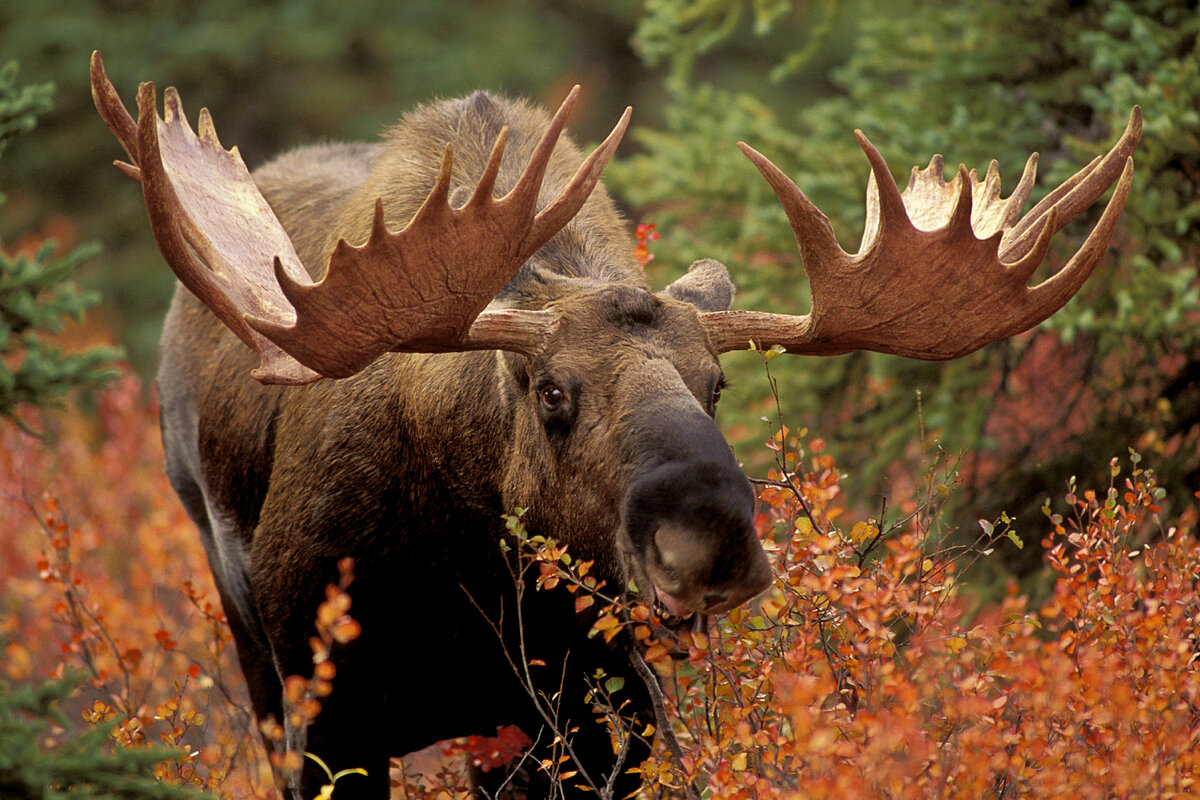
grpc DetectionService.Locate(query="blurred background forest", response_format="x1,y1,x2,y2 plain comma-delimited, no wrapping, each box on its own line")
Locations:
3,0,1198,571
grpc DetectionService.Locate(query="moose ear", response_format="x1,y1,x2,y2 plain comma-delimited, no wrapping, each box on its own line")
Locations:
660,259,736,312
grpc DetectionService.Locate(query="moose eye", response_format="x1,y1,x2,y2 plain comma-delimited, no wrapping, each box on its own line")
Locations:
536,379,575,429
539,382,566,409
709,379,727,411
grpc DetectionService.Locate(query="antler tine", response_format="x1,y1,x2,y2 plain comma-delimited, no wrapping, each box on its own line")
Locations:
857,130,919,249
504,85,581,220
90,52,140,181
465,127,509,210
702,108,1141,360
527,102,632,250
1004,106,1141,261
736,141,845,280
1021,157,1134,325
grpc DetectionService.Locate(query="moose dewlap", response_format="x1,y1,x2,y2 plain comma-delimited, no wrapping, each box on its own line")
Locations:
91,50,1138,799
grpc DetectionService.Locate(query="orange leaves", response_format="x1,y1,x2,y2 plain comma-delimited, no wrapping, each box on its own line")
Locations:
1,373,273,797
618,433,1200,799
633,222,660,267
592,612,622,642
270,749,304,775
642,642,671,664
272,556,362,763
82,699,117,725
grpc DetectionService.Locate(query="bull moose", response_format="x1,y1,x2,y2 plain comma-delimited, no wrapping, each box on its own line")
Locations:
90,51,1138,799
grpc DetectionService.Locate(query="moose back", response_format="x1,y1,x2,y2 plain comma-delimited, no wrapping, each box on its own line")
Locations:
91,52,1138,799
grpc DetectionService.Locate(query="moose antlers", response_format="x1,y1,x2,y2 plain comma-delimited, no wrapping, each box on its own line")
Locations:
93,51,1139,381
91,51,629,383
702,110,1140,358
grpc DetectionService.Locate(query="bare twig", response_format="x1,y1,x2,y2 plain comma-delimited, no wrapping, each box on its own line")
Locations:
459,580,604,797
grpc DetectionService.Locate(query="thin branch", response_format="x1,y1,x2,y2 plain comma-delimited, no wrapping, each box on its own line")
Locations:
459,582,604,797
629,649,702,800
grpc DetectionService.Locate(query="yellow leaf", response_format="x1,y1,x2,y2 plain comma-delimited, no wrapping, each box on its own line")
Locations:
850,521,878,543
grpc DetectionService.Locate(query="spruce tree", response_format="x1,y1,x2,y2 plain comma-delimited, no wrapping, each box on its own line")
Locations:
0,61,121,432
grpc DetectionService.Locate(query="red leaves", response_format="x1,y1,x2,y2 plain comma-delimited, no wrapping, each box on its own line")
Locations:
442,725,532,772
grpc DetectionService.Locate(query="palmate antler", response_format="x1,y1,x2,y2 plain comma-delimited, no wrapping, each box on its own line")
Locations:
90,51,630,384
702,109,1140,359
94,49,1139,380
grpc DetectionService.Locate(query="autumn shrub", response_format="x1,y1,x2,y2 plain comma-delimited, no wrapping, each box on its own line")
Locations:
521,357,1200,799
646,442,1200,799
4,365,1198,800
1,373,270,798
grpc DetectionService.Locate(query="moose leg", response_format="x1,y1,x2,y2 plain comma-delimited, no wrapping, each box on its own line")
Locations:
159,421,289,764
288,700,391,800
267,638,392,799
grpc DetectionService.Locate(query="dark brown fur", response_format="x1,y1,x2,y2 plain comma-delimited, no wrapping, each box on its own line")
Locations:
158,92,770,799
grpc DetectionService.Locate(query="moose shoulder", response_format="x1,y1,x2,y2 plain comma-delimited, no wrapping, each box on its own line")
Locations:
91,51,1139,799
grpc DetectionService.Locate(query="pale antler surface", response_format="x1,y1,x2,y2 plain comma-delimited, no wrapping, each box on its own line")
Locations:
91,51,629,383
92,51,321,384
703,107,1141,359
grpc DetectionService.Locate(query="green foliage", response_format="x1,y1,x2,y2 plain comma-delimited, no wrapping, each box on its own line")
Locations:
0,669,207,800
635,0,824,89
0,62,52,155
0,61,121,431
612,0,1200,549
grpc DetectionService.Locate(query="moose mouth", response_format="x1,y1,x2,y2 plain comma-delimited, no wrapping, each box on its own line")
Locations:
646,584,709,657
619,547,714,658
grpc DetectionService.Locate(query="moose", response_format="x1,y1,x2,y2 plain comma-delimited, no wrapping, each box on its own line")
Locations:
91,51,1138,799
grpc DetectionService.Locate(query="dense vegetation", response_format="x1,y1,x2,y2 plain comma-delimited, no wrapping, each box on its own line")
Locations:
2,0,1197,797
612,0,1199,557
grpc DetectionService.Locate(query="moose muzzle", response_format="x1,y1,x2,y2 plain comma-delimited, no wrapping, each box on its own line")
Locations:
619,397,773,626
